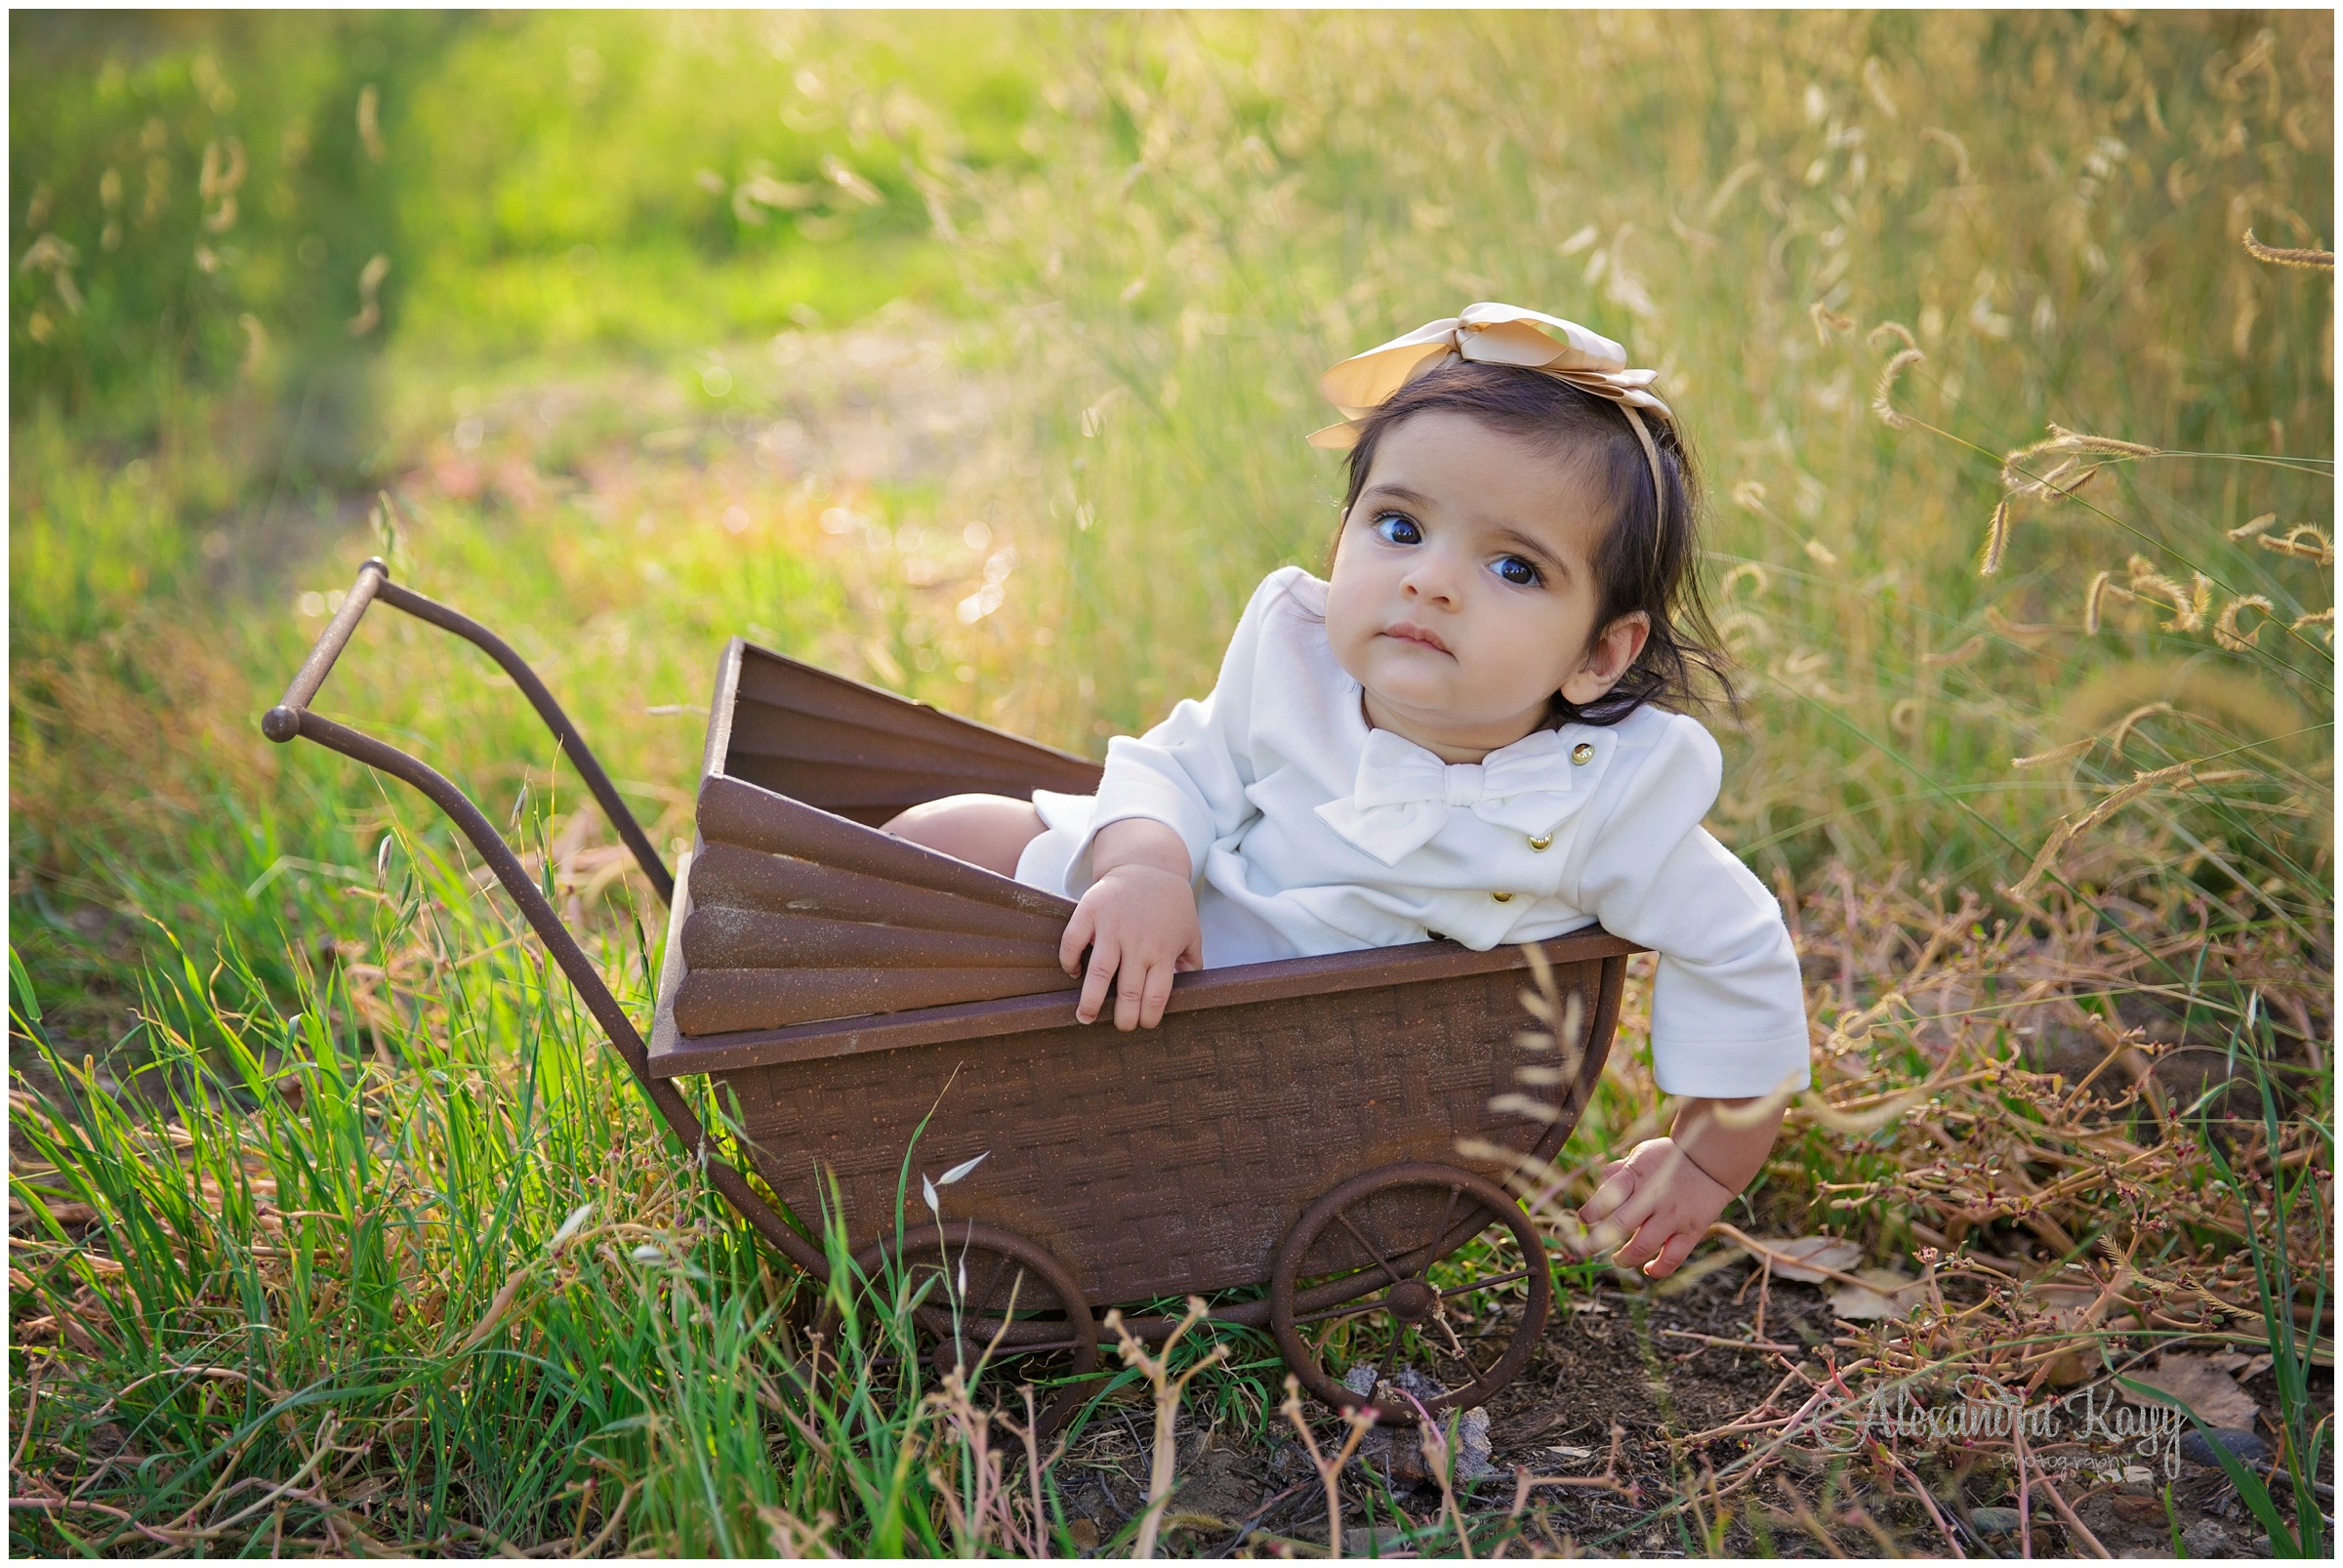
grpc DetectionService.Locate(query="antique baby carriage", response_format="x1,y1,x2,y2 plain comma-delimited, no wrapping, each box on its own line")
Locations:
265,559,1636,1432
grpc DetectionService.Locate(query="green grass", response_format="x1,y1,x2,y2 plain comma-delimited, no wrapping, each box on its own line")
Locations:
7,812,1128,1554
10,10,2332,1556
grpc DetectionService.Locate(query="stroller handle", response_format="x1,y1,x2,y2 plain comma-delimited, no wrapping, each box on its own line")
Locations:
258,557,832,1277
265,557,672,905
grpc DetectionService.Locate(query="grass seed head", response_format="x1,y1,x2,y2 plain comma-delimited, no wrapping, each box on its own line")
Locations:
1871,347,1924,430
1921,124,1971,182
2105,700,2174,756
2241,227,2335,269
2215,594,2276,651
1979,500,2011,575
2257,525,2334,566
2010,736,2095,770
2042,421,2158,459
2082,568,2120,634
2120,555,2204,631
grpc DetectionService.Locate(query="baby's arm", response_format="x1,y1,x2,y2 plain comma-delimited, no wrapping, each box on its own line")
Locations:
1577,1094,1787,1278
1560,716,1809,1276
1056,573,1305,1028
1060,818,1202,1030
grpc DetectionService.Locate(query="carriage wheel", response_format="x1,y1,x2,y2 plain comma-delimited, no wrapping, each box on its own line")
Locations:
818,1220,1101,1436
1270,1162,1552,1425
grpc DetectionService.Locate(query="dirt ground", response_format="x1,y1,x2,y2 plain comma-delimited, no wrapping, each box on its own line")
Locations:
1043,1259,2330,1558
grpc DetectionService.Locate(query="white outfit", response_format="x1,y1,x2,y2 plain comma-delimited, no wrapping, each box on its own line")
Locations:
1014,566,1811,1098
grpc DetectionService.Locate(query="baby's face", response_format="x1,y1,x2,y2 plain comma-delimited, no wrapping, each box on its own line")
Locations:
1326,411,1648,763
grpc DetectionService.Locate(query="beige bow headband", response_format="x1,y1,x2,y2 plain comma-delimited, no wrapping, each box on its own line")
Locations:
1308,302,1675,534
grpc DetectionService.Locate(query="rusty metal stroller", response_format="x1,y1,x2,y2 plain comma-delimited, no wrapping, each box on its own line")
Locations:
264,559,1633,1432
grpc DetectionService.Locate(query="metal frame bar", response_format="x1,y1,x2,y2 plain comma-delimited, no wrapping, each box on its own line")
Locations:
262,558,829,1278
266,557,672,906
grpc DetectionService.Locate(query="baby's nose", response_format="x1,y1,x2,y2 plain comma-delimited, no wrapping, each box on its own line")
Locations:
1404,567,1459,603
1402,545,1464,596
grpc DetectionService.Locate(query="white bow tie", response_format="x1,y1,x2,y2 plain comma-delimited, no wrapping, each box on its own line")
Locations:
1314,726,1592,866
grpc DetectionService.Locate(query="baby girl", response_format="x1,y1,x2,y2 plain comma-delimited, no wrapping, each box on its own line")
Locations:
888,304,1811,1281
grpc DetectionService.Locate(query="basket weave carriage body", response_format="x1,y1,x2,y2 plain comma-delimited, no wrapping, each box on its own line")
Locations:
265,561,1635,1428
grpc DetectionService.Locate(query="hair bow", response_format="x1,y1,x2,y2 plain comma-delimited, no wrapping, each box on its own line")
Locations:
1307,303,1674,534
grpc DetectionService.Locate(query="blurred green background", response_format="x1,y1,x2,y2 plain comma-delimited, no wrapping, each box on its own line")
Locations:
10,10,2332,1045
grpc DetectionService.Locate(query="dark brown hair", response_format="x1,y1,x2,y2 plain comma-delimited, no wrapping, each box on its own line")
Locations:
1335,358,1732,727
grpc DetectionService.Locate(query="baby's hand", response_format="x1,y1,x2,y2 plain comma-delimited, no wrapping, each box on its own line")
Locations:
1061,862,1202,1030
1573,1137,1732,1279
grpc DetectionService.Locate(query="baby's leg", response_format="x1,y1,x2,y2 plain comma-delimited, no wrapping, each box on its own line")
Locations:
884,794,1047,878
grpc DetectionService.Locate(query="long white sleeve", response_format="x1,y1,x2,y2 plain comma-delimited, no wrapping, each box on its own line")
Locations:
1563,718,1812,1097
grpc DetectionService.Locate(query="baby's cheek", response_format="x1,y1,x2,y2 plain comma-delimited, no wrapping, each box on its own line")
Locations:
1320,585,1377,686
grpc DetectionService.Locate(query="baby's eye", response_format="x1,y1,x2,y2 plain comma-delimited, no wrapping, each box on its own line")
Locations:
1491,555,1541,588
1372,512,1422,547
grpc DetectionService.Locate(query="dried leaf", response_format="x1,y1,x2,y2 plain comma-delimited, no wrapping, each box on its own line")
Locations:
1737,1234,1862,1283
1827,1266,1925,1320
2120,1353,2259,1429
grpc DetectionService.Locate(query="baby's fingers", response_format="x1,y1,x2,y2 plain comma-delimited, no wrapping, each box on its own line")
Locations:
1060,904,1097,978
1608,1218,1662,1273
1076,937,1120,1025
1582,1182,1658,1259
1640,1229,1703,1280
1615,1213,1697,1277
1135,958,1177,1028
1578,1165,1638,1226
1110,955,1143,1031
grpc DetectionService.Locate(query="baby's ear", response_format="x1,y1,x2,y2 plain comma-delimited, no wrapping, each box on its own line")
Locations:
1560,613,1652,705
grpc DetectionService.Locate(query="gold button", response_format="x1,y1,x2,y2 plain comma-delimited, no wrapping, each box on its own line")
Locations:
1491,890,1513,903
1528,832,1553,852
1571,742,1595,765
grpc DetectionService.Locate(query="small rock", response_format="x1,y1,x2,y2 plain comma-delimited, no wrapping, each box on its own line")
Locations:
2182,1518,2232,1557
1342,1524,1411,1555
1968,1506,2023,1538
1454,1406,1496,1481
1386,1366,1448,1405
2180,1427,2272,1468
1357,1425,1430,1486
